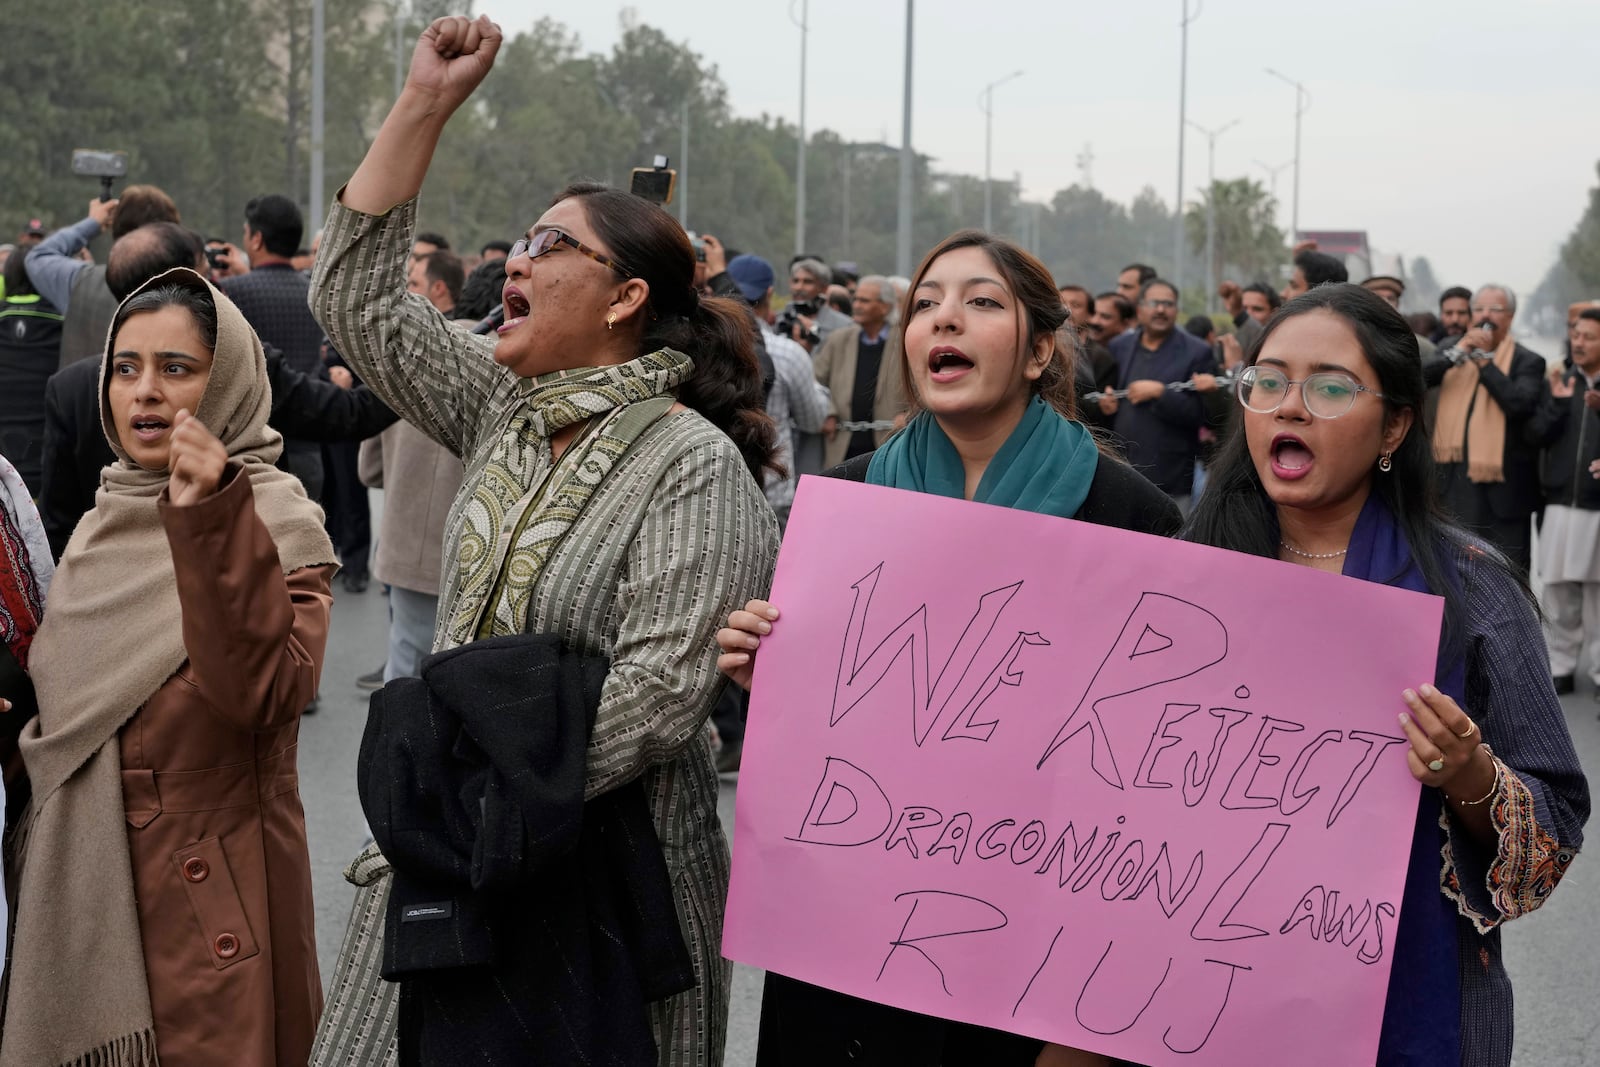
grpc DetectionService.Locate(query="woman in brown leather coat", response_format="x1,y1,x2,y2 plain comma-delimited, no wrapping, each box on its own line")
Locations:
0,268,338,1067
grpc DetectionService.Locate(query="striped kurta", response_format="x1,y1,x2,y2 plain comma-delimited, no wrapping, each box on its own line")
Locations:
307,195,778,1066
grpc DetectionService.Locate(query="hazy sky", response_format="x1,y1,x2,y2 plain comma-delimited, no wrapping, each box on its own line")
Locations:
477,0,1599,298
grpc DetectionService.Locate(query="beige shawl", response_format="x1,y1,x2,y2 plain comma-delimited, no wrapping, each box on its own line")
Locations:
0,269,335,1066
1432,335,1517,483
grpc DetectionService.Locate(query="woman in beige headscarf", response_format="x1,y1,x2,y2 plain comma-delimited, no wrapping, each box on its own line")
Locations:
0,268,338,1067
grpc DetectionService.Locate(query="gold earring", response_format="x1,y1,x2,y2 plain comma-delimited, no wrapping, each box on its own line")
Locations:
606,311,618,331
1379,452,1393,473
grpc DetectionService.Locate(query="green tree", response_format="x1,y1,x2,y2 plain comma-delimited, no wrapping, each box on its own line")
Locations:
1560,162,1600,293
1185,178,1286,290
1405,256,1441,314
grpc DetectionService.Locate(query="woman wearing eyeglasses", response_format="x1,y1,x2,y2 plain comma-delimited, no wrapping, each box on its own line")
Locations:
1186,283,1587,1066
307,15,779,1066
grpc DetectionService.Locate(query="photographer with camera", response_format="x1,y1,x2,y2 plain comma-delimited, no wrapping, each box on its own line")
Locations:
774,256,850,353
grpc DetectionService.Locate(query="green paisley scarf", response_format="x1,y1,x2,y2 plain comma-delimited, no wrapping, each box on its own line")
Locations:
445,349,691,643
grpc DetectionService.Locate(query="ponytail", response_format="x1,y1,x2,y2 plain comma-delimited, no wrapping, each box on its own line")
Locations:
642,294,781,482
554,183,781,482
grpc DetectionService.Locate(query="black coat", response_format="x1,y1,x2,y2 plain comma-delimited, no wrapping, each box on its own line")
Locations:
1107,329,1216,496
359,633,694,1067
38,347,398,559
1527,372,1600,510
1423,343,1547,524
756,445,1179,1067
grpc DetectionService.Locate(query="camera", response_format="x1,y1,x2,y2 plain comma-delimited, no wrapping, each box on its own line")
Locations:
205,246,228,273
774,297,823,347
685,230,706,263
70,148,128,202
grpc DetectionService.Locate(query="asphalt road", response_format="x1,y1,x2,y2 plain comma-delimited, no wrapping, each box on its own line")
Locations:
300,531,1600,1067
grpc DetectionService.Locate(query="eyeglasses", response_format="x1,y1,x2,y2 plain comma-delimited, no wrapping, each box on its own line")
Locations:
1469,305,1508,315
1235,365,1386,419
508,229,629,276
1141,299,1178,310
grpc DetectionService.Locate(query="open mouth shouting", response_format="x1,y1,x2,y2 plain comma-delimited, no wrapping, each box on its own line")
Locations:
928,345,975,384
1270,432,1314,481
499,284,531,333
129,413,171,443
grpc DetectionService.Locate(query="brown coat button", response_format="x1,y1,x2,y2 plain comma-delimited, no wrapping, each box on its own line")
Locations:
182,857,209,882
214,933,239,959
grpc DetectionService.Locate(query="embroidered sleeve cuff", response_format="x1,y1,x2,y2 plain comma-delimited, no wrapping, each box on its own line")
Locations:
1440,756,1579,932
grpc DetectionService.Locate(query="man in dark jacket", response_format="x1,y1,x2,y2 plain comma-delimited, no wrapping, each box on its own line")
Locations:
219,195,330,498
1103,279,1216,509
1527,308,1600,694
1424,283,1545,572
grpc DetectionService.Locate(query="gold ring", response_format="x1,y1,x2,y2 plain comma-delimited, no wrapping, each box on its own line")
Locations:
1455,721,1478,739
1428,758,1445,773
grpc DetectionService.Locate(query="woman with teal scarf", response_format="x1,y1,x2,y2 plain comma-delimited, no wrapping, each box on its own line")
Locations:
717,230,1180,1067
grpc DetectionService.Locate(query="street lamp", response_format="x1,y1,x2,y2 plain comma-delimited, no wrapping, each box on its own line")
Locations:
793,0,809,255
1264,68,1310,240
1187,118,1240,314
980,69,1023,233
311,0,325,233
1174,0,1201,292
896,0,914,276
1254,158,1294,202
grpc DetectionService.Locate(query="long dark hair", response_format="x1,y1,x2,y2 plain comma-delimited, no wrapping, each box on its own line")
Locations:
1183,283,1526,660
552,183,779,481
898,230,1078,420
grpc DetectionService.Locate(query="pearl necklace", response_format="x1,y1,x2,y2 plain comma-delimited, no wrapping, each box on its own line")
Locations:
1281,541,1348,560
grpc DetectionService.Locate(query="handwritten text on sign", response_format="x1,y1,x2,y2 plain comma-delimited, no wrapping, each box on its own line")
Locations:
723,477,1443,1067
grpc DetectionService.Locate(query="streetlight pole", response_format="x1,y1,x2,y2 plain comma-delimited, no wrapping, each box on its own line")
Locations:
1187,118,1239,314
1254,158,1293,202
841,144,852,259
1264,68,1310,240
678,97,690,227
980,69,1023,233
1174,0,1201,292
310,0,325,234
896,0,915,276
792,0,809,255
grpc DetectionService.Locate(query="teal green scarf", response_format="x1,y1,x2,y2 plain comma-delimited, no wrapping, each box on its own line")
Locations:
865,396,1099,518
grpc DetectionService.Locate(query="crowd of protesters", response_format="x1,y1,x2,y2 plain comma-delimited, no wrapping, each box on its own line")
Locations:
0,12,1592,1067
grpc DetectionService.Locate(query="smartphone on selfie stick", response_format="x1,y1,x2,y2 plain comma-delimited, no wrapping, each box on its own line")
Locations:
629,155,677,206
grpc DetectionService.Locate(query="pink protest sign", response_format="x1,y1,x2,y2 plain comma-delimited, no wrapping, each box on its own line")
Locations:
724,477,1444,1067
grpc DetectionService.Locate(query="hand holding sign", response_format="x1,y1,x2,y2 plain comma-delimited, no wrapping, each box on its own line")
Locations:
715,599,780,692
724,478,1444,1067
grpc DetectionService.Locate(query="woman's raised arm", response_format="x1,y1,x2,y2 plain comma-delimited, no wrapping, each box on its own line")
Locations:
342,15,501,216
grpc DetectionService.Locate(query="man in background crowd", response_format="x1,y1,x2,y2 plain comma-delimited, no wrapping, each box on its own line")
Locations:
1102,278,1215,510
1091,291,1135,343
1437,285,1473,342
26,186,182,368
1281,248,1348,301
1425,283,1545,572
220,194,334,512
1116,262,1156,303
1527,308,1600,696
814,274,906,470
